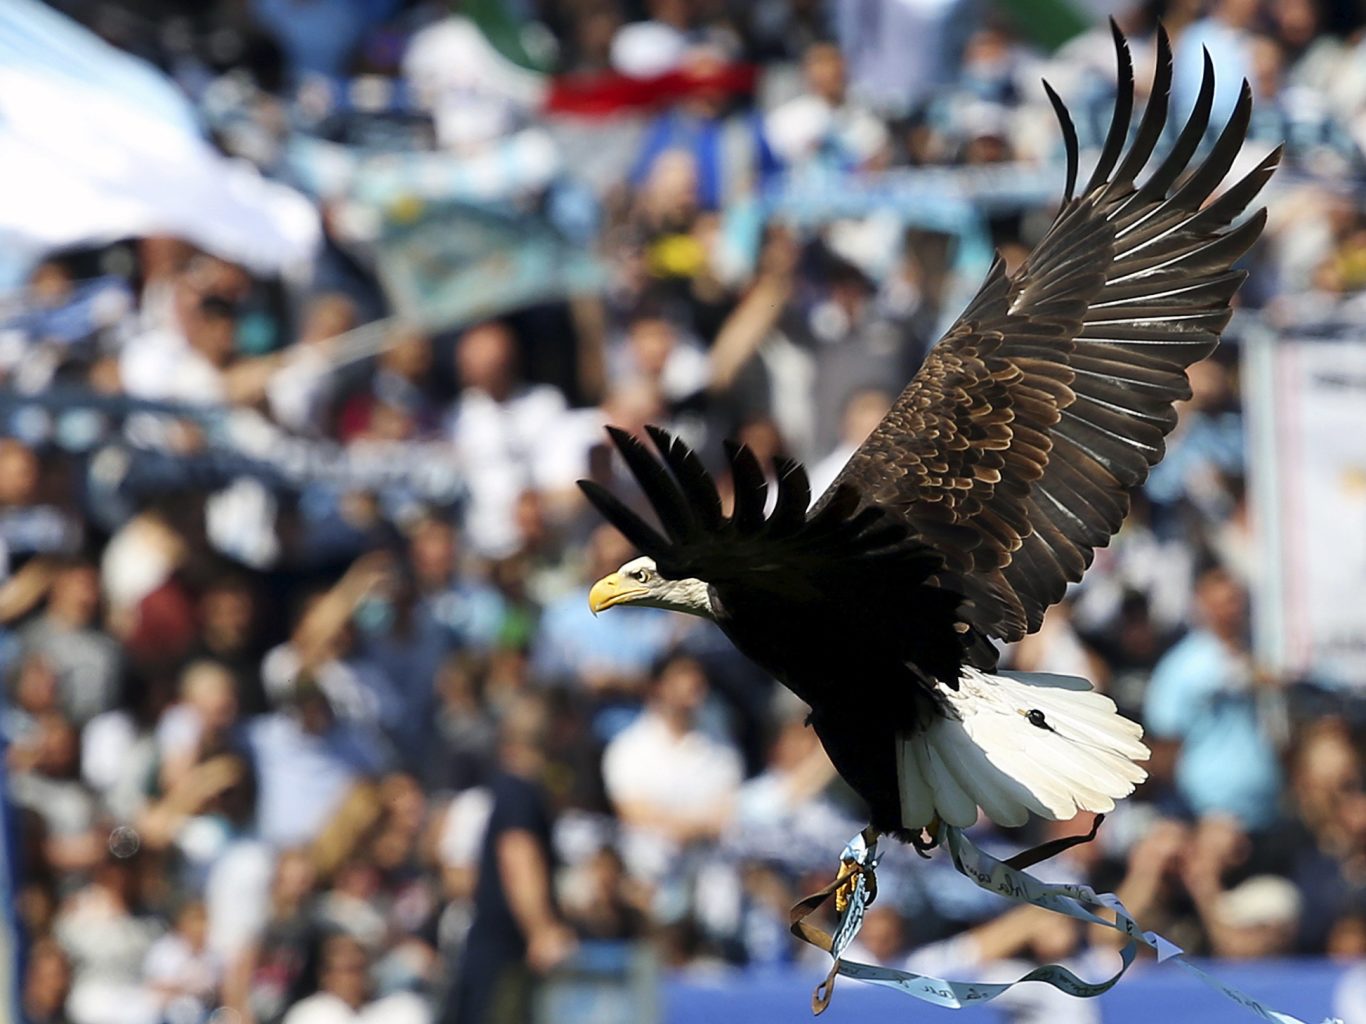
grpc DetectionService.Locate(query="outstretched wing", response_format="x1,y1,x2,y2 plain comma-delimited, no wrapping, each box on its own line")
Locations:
820,23,1279,642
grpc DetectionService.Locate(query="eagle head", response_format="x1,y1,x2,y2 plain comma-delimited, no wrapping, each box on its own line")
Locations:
588,556,714,619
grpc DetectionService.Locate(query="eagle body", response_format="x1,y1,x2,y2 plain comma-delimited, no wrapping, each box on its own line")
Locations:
581,24,1276,843
704,564,962,836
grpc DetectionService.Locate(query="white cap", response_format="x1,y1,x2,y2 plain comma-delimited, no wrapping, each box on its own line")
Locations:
1215,875,1303,928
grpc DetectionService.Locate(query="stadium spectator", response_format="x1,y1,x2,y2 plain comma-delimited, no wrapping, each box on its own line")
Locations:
766,40,891,171
441,694,574,1024
18,557,121,725
602,653,744,884
247,677,388,848
447,321,573,559
282,931,429,1024
1144,567,1283,830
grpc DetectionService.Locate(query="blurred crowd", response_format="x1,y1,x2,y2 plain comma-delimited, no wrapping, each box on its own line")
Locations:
7,0,1366,1023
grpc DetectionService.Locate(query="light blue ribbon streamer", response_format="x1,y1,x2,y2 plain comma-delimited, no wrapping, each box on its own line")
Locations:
819,826,1340,1023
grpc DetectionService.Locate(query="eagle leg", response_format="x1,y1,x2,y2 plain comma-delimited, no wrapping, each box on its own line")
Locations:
833,826,881,912
910,815,942,858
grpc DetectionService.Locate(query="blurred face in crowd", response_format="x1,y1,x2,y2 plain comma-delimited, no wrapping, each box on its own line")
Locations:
1273,0,1320,50
804,43,846,105
457,322,518,401
29,261,73,307
1292,723,1362,828
653,655,708,721
601,383,666,440
409,516,456,590
769,715,820,771
840,389,893,447
319,934,370,1009
380,772,425,835
381,326,433,383
13,655,59,715
627,316,677,381
575,7,620,68
0,440,40,505
364,401,417,441
188,299,238,368
1215,0,1260,31
176,901,208,949
180,661,239,734
93,855,140,909
199,580,255,650
272,848,318,912
962,121,1012,165
1250,35,1284,102
648,0,690,29
1194,568,1246,643
585,846,627,901
642,150,700,226
962,26,1015,98
680,48,730,118
737,417,783,465
195,257,252,304
499,693,551,776
1184,358,1232,415
139,236,192,282
301,293,359,344
1214,879,1301,958
295,685,337,736
514,490,548,550
1328,913,1366,959
588,525,636,582
34,712,79,779
859,907,908,964
48,562,100,628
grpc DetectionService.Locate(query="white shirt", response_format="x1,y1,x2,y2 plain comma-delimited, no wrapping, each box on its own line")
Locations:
283,991,431,1024
602,711,743,880
142,932,221,1001
765,95,890,167
120,327,225,405
448,384,570,557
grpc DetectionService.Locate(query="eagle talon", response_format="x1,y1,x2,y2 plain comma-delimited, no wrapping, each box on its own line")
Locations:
833,827,881,913
911,815,942,858
833,859,859,914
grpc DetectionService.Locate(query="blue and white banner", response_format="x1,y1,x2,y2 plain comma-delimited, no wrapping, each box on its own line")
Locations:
0,391,464,504
288,128,563,206
374,202,606,331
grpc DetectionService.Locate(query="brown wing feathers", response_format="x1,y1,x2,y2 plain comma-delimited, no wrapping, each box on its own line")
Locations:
825,21,1278,642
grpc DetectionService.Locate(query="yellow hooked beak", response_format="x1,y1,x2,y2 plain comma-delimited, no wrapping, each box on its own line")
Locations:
588,572,649,614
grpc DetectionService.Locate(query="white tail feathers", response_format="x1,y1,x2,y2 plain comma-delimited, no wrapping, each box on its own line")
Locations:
897,668,1149,830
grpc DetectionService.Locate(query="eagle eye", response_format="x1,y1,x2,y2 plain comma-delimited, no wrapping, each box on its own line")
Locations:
630,569,649,583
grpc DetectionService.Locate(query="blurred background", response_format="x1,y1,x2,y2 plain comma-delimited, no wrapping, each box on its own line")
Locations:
1,0,1365,1022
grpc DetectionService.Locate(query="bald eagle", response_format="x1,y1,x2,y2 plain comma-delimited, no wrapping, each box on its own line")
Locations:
580,25,1277,846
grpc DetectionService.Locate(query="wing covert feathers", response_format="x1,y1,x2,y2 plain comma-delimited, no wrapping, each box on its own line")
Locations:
822,21,1278,642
